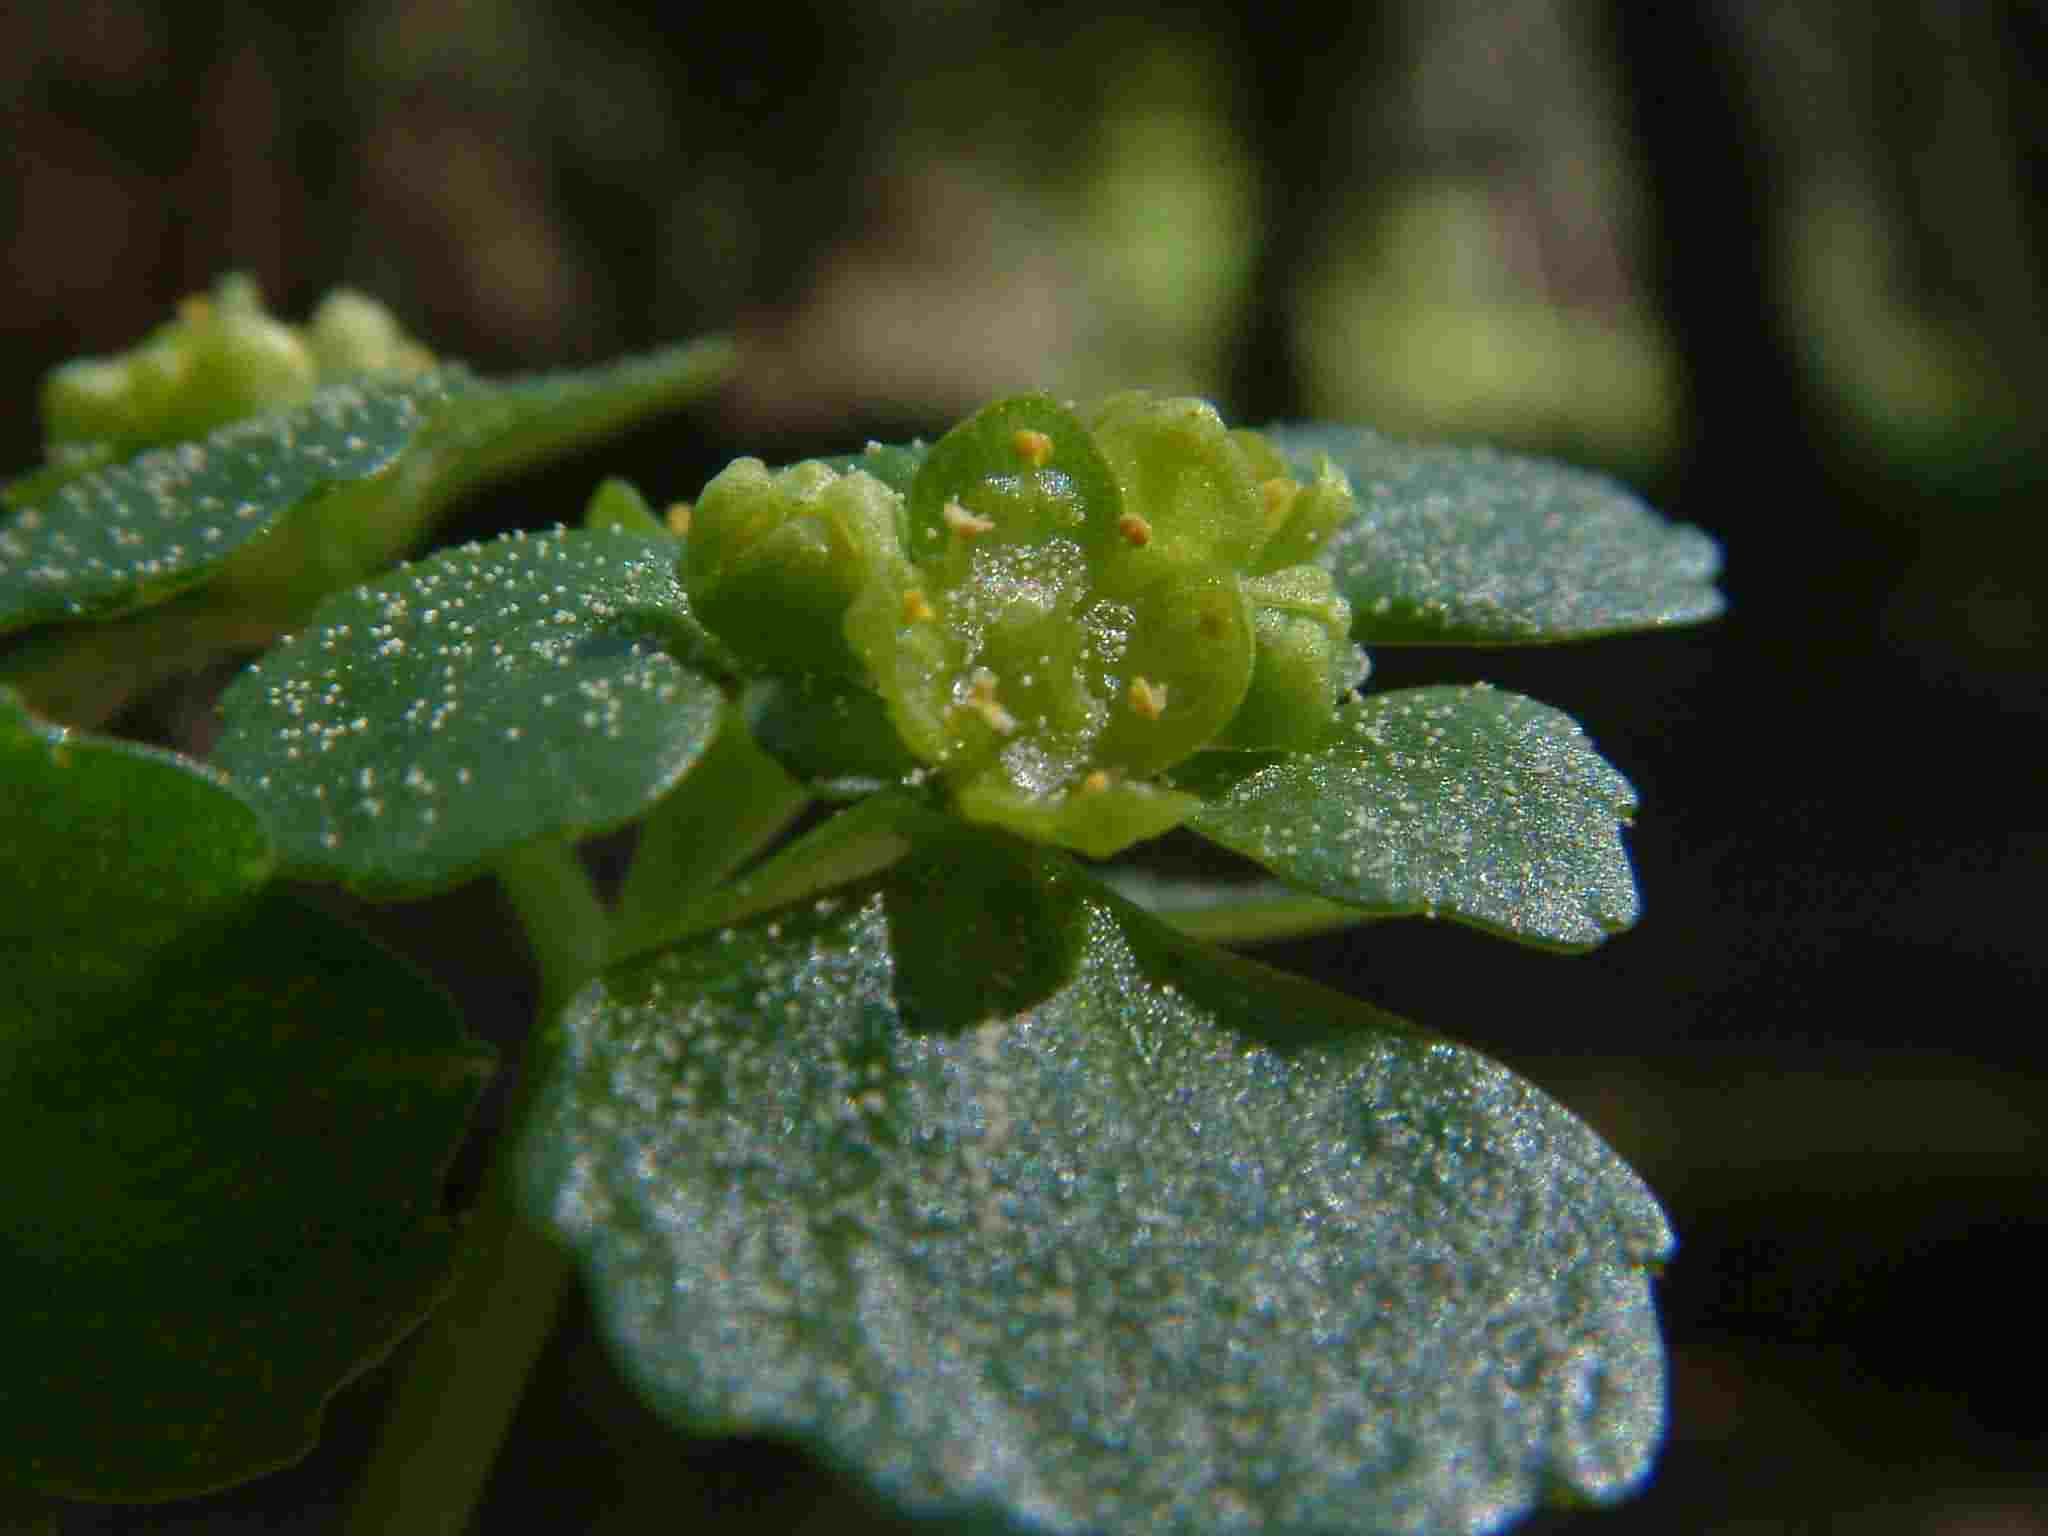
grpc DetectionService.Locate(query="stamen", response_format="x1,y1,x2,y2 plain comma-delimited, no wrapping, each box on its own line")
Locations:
964,669,1018,734
1011,428,1055,467
1117,512,1153,546
1260,476,1301,533
943,500,996,538
1128,677,1168,720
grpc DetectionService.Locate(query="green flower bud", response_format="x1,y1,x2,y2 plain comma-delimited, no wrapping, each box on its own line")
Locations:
39,275,433,457
1213,565,1363,751
686,457,905,674
306,289,438,377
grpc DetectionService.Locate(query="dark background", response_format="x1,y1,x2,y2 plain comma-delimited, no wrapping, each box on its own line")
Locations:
7,2,2045,1532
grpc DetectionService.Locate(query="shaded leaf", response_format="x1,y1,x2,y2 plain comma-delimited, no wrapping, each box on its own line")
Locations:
1,892,491,1500
1093,865,1372,946
1179,687,1640,951
821,439,929,496
1268,424,1723,644
742,671,921,788
1,685,273,1011
522,848,1670,1536
213,527,724,896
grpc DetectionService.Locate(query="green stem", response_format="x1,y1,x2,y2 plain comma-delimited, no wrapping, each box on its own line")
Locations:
341,839,601,1536
338,1135,571,1536
610,705,810,962
609,789,921,967
492,838,610,1019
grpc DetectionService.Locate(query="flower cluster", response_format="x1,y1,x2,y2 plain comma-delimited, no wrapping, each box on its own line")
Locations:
686,392,1363,855
40,275,434,457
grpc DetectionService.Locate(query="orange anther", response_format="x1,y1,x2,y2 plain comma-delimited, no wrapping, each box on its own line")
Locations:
1011,428,1055,467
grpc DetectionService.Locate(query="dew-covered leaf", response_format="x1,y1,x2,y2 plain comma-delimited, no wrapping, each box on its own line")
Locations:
1177,686,1639,950
1,685,274,1010
0,376,457,635
1,891,491,1500
0,338,733,637
522,840,1671,1536
1267,424,1723,644
212,527,724,896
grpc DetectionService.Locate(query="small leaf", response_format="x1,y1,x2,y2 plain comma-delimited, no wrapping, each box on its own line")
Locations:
1,892,491,1500
0,338,734,637
1,685,274,1009
212,527,724,896
0,376,457,635
1094,865,1372,946
522,849,1670,1536
1178,687,1640,950
742,671,922,787
821,439,928,495
1268,424,1723,644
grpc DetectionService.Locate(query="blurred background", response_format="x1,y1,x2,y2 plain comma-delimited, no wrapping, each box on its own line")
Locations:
6,0,2045,1532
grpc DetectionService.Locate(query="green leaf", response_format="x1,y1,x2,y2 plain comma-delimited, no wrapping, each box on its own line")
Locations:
1094,866,1373,946
1178,687,1640,951
821,439,929,495
741,671,922,788
1,892,491,1501
1,685,274,1009
0,337,734,638
213,526,724,897
521,841,1671,1536
0,375,458,635
1268,424,1723,644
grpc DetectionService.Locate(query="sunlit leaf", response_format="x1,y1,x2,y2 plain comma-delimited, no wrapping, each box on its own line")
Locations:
213,527,724,896
1177,687,1640,950
1268,424,1723,644
0,338,733,637
522,835,1670,1536
0,376,456,635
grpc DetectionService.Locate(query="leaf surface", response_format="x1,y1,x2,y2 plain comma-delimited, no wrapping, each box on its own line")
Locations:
2,704,490,1498
1179,687,1640,950
1,893,489,1500
1,685,274,1008
213,527,723,896
0,377,455,634
1268,424,1723,644
522,834,1670,1535
0,338,732,636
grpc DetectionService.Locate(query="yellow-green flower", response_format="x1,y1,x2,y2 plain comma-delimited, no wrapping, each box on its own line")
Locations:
686,392,1363,856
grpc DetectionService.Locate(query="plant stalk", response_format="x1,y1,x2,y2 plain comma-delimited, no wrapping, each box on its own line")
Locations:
340,839,603,1536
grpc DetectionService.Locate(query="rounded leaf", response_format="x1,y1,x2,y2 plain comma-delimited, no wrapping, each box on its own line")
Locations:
521,845,1671,1536
2,893,491,1500
2,685,273,1009
1179,686,1641,950
213,527,723,896
0,375,457,635
1269,424,1724,644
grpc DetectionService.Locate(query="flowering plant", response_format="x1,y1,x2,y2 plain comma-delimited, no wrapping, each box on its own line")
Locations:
2,281,1720,1536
